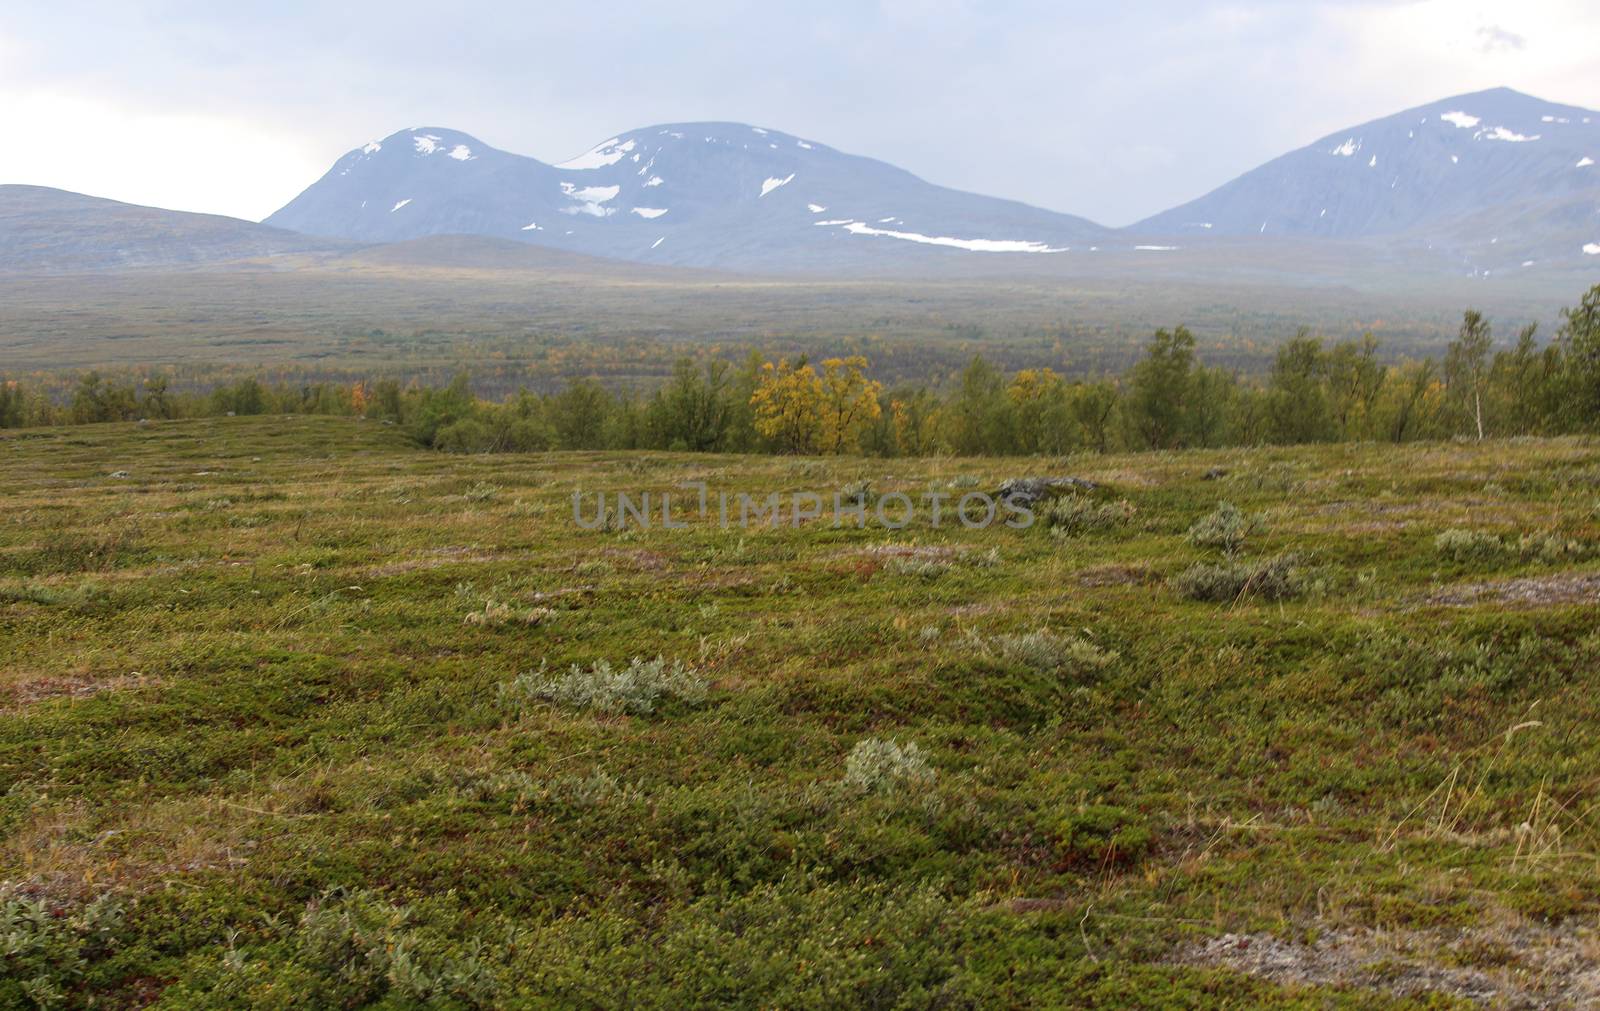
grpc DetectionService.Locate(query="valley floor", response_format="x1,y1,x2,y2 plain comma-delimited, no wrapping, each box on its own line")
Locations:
3,417,1600,1007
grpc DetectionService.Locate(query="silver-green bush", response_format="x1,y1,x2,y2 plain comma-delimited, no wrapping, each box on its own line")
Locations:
1434,528,1508,562
1187,501,1265,557
843,738,937,795
981,628,1118,676
501,656,709,716
1173,554,1300,602
1042,495,1135,537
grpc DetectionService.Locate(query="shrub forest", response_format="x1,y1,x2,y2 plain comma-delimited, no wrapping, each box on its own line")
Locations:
4,285,1599,455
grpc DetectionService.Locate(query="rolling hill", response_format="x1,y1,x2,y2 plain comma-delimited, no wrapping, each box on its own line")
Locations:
0,185,345,273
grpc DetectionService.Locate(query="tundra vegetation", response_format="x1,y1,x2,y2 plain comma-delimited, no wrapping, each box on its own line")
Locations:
3,413,1600,1007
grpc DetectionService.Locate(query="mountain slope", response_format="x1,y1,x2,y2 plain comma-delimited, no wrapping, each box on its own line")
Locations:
0,185,343,272
1135,88,1600,268
265,123,1111,269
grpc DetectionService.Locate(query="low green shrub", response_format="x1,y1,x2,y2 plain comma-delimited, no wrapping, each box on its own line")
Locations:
0,892,126,1008
1054,805,1153,870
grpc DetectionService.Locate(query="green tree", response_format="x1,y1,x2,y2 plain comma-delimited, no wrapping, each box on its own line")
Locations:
1558,283,1600,431
552,378,613,450
409,373,475,447
1007,368,1077,455
946,356,1014,455
1124,327,1195,450
650,358,734,452
1070,380,1120,454
1187,366,1237,449
1266,333,1333,444
0,379,25,428
1381,360,1441,443
1490,324,1557,435
1444,310,1493,439
1324,335,1385,440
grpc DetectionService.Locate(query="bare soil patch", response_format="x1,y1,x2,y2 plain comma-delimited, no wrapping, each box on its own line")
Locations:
1177,925,1600,1008
1424,572,1600,608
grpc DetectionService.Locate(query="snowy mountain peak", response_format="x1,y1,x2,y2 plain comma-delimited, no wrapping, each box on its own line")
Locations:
266,120,1106,268
265,92,1600,273
1135,87,1600,268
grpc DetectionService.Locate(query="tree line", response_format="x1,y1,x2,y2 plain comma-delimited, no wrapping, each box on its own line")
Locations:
4,283,1598,455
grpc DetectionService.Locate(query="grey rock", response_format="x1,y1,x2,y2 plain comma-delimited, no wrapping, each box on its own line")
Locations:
994,476,1099,506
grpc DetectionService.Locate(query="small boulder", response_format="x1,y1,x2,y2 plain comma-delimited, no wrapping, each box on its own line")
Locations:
994,476,1099,506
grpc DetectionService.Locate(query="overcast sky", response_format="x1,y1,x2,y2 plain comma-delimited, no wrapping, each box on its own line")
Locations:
2,0,1597,226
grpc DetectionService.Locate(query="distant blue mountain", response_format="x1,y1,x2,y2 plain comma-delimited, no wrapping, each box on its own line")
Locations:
264,123,1111,269
6,89,1595,278
266,90,1600,275
1136,88,1600,271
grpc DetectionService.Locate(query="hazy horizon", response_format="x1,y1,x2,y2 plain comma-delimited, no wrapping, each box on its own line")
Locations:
3,1,1598,226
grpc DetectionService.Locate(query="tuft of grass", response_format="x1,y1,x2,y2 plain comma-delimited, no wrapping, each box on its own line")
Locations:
1173,554,1301,602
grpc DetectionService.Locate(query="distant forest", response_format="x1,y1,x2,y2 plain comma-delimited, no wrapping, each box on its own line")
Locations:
5,283,1598,456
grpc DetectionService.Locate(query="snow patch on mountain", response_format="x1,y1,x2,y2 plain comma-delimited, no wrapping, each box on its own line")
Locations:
391,198,412,212
1441,111,1481,129
1482,126,1540,142
826,220,1066,254
449,144,475,161
413,135,441,155
630,207,668,219
1578,157,1595,168
1331,139,1361,157
361,141,382,155
1585,243,1600,256
808,203,827,213
760,174,795,197
556,138,636,170
560,183,621,217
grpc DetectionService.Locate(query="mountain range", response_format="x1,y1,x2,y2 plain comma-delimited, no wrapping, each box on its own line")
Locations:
2,87,1597,281
263,122,1108,270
